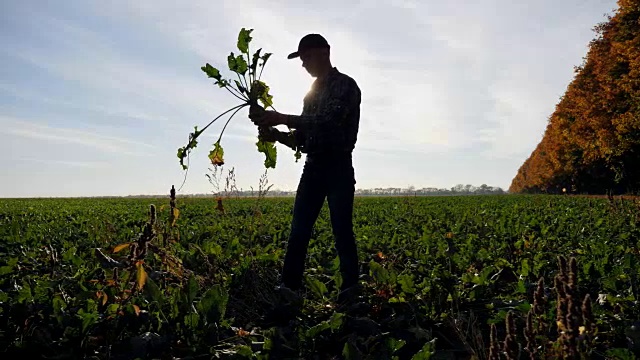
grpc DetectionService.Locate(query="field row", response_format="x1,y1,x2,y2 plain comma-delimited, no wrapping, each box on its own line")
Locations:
0,195,639,359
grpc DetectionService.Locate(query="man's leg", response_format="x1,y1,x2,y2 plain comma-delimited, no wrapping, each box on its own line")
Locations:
281,163,327,290
326,160,359,293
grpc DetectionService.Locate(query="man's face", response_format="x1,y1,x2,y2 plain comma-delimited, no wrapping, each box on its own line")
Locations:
300,48,327,77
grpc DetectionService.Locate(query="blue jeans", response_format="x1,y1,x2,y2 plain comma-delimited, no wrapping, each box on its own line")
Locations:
281,154,359,292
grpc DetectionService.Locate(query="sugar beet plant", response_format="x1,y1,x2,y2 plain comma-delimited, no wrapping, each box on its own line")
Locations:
177,28,297,183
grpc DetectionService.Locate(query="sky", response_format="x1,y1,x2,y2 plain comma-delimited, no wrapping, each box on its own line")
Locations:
0,0,619,197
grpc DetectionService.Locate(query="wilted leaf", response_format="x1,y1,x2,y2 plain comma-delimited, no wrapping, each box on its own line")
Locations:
132,304,141,316
96,291,108,306
216,197,224,213
236,328,251,337
171,208,180,227
113,243,130,253
136,261,148,291
209,142,224,166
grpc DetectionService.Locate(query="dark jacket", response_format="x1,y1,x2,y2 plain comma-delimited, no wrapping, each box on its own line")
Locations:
278,67,361,158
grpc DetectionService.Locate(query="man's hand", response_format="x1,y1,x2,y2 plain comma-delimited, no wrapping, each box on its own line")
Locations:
258,126,280,143
249,104,287,127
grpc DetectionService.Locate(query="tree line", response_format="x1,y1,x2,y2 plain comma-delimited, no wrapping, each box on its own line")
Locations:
510,0,640,195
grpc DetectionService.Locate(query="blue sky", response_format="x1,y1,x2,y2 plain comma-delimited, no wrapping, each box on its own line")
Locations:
0,0,618,197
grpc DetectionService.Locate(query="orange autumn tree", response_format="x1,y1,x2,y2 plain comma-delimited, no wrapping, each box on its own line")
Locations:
510,0,640,194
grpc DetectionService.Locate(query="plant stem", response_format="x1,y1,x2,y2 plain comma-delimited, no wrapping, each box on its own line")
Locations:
216,104,248,143
235,71,249,98
225,85,248,102
258,57,268,81
200,103,248,135
247,45,253,87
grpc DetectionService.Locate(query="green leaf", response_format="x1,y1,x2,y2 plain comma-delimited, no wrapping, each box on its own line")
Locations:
369,261,390,284
342,340,361,360
250,80,273,108
397,274,415,294
306,276,328,298
328,311,345,330
307,322,330,338
186,273,198,304
604,348,636,360
387,338,406,353
52,295,66,324
0,265,12,276
197,285,228,324
261,53,272,67
515,302,532,313
251,48,262,75
234,345,254,357
144,278,164,306
235,55,248,74
256,138,277,168
227,53,237,72
411,338,436,360
307,312,344,338
77,308,99,334
520,259,530,277
208,141,225,166
227,53,248,75
201,63,224,86
17,281,32,304
184,312,199,329
237,28,253,54
106,303,120,316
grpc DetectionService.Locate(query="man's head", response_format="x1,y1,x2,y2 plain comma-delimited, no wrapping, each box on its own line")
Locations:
287,34,331,77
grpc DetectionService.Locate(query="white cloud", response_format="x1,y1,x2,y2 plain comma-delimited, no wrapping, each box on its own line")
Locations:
0,116,154,156
20,157,109,169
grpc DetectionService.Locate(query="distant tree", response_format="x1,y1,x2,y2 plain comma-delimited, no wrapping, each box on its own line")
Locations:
510,0,640,194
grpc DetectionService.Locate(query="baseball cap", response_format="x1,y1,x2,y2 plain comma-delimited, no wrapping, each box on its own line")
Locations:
287,34,330,59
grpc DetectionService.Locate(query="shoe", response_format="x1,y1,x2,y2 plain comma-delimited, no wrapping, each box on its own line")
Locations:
261,284,303,326
337,283,361,304
274,284,303,307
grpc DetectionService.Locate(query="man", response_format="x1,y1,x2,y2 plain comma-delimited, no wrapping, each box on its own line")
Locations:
249,33,362,307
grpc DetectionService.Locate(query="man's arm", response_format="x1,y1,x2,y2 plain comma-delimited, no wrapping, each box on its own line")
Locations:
285,77,359,131
260,127,306,152
276,129,304,150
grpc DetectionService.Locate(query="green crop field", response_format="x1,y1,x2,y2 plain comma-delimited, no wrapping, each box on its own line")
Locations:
1,194,639,359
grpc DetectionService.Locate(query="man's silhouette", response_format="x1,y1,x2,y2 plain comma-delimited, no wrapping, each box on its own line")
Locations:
249,33,361,307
